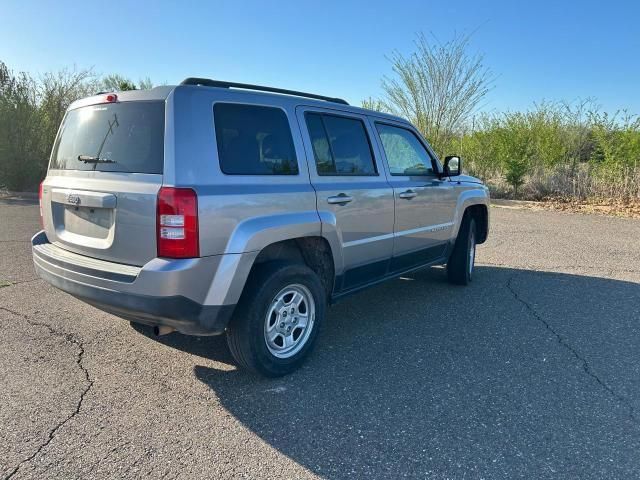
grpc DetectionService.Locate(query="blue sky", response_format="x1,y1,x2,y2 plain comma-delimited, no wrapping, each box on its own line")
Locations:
1,0,639,114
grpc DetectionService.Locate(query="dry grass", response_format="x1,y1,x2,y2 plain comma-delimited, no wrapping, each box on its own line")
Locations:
493,198,640,219
483,163,640,219
544,199,640,218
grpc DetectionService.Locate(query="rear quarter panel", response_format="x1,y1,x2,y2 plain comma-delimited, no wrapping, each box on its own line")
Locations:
169,86,320,257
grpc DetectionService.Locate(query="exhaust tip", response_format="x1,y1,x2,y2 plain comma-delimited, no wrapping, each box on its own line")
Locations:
153,325,175,336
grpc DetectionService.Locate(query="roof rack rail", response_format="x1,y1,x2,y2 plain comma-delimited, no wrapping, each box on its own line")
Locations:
180,77,349,105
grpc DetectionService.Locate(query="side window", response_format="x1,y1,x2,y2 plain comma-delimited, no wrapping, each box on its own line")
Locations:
214,103,299,175
305,113,377,176
375,123,435,176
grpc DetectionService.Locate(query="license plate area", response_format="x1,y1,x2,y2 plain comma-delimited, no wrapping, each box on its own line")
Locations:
50,188,117,249
62,205,113,239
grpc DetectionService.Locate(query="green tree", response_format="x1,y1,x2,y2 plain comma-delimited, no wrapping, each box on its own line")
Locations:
0,62,42,190
0,62,96,190
380,32,493,157
504,157,529,198
361,97,386,112
101,74,137,91
138,77,154,90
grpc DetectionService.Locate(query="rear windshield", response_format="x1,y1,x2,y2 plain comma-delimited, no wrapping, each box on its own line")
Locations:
50,101,165,174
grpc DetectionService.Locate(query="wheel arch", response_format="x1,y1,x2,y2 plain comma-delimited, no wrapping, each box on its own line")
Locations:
466,204,489,244
451,189,490,244
252,237,336,300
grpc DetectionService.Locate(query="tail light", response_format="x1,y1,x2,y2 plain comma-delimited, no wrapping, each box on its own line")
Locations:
38,182,44,229
156,187,199,258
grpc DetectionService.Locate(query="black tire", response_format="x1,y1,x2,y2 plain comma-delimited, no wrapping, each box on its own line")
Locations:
447,215,477,286
226,262,326,377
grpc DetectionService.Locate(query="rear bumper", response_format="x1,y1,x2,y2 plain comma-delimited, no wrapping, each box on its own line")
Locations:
31,231,237,335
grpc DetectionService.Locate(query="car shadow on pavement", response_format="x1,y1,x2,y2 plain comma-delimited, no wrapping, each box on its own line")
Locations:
130,323,236,365
188,266,640,478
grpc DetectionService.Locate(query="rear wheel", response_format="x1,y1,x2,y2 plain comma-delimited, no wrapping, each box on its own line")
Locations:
447,215,477,285
226,262,325,377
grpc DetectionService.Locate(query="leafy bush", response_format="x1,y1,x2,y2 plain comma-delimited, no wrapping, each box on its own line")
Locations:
0,61,152,191
459,102,640,201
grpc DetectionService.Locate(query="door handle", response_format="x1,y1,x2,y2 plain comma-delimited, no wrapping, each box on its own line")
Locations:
327,193,353,205
398,189,417,200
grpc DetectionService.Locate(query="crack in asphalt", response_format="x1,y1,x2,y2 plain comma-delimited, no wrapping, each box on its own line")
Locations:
505,275,638,424
0,306,94,480
83,440,132,473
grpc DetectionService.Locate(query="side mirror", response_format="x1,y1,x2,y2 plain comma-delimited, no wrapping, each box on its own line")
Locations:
444,155,462,177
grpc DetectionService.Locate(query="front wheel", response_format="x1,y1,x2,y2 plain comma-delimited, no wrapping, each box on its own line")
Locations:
226,262,325,377
447,215,477,285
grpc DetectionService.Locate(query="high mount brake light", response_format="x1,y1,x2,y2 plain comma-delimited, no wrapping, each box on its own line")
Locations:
156,187,199,258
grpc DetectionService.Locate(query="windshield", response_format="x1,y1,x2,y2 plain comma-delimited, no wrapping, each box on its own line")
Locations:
50,101,165,174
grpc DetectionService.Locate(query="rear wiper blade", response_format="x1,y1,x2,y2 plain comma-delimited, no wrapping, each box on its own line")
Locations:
77,155,115,164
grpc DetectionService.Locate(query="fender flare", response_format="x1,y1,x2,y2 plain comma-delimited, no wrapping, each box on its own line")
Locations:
205,211,341,306
315,210,345,276
450,187,490,240
224,211,322,254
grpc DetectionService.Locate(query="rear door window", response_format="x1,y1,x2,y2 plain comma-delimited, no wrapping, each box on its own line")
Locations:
50,101,165,174
214,103,299,175
305,113,377,176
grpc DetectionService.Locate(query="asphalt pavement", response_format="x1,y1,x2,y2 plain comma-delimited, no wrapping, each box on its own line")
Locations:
1,198,639,479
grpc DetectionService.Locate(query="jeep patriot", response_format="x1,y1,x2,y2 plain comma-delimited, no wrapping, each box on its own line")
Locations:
32,78,490,376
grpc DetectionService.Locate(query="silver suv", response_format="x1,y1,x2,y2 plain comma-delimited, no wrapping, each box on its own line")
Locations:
32,78,490,376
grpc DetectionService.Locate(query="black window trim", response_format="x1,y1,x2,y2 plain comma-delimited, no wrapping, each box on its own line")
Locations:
374,120,442,177
304,111,379,177
212,101,301,176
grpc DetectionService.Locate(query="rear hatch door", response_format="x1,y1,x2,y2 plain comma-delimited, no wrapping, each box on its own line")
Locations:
42,99,165,266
